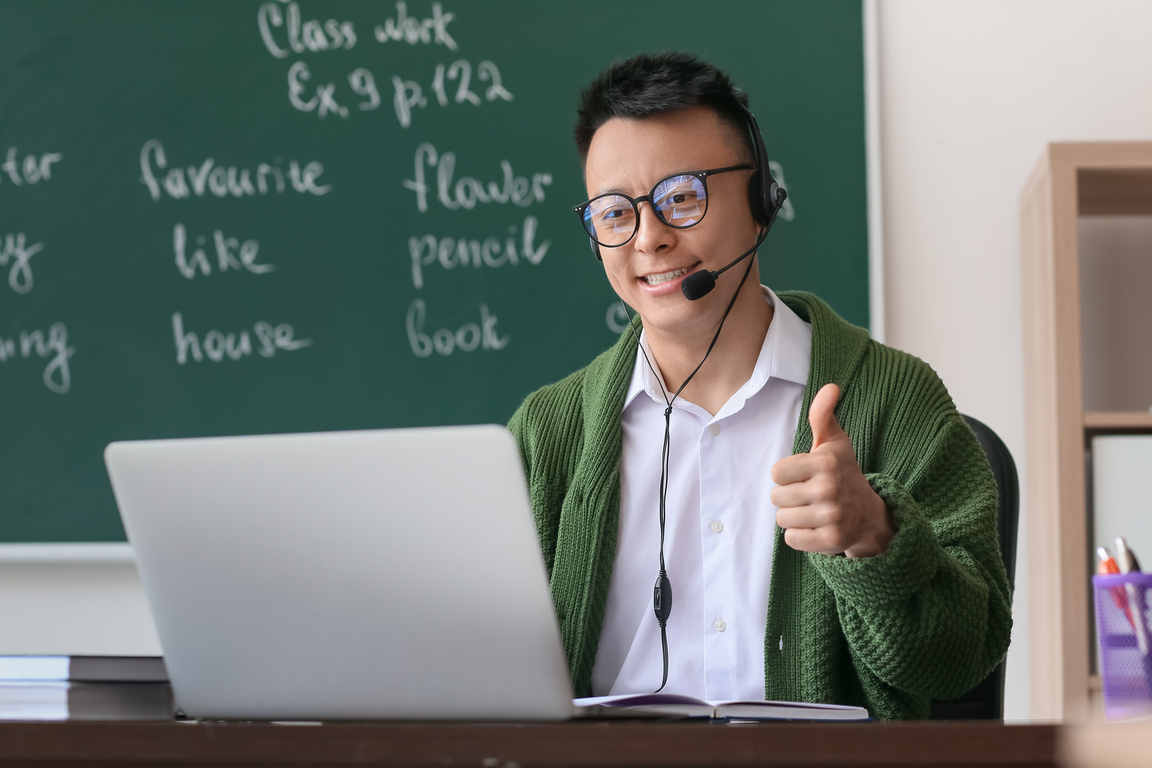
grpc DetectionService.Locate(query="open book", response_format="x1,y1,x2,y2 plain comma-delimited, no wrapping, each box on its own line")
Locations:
575,693,870,722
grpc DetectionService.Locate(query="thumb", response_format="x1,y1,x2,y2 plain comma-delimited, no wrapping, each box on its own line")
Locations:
808,383,845,449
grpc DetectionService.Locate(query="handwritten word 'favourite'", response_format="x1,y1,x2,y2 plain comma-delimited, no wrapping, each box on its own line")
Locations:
403,144,551,213
173,224,272,279
1,232,43,294
173,313,311,364
140,141,331,202
257,1,456,58
409,215,548,290
2,147,63,187
406,299,507,358
0,323,74,394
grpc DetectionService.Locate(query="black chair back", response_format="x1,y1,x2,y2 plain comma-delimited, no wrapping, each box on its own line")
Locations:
928,415,1019,720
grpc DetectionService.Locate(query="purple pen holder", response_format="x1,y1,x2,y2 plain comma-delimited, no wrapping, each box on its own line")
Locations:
1093,573,1152,721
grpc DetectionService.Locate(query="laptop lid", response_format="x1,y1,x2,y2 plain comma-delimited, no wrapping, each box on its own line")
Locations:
105,425,573,720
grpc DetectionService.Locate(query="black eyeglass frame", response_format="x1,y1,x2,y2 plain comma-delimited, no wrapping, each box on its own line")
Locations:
573,164,755,248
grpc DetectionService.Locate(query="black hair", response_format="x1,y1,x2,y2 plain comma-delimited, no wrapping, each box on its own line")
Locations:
574,52,753,164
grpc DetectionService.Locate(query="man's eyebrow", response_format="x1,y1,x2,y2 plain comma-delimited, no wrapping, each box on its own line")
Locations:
591,170,702,198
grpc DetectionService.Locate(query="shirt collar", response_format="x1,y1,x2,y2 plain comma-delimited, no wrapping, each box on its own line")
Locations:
623,286,812,412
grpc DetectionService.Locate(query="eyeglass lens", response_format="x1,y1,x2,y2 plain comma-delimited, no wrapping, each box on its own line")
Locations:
583,174,708,247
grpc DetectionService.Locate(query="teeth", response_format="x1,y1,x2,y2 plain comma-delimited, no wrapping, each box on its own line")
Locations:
644,267,689,286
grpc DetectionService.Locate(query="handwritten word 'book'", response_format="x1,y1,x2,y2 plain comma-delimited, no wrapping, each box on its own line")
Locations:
576,693,871,722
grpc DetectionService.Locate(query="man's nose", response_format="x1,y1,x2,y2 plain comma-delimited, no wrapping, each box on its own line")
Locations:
631,202,674,254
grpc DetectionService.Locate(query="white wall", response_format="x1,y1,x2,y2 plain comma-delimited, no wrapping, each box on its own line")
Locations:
875,0,1152,722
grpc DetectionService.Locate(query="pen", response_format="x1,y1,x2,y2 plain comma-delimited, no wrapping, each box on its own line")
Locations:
1098,546,1135,627
1114,539,1150,658
1116,537,1142,574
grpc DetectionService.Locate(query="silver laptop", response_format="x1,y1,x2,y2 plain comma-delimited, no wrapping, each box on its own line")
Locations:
105,425,574,721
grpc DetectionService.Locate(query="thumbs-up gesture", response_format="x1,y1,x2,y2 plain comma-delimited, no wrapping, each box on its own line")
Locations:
770,383,895,558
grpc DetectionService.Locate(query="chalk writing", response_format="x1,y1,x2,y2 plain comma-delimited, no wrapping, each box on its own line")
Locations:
258,1,356,58
374,2,457,50
768,161,796,222
289,61,350,118
287,59,511,126
173,313,311,364
406,299,507,358
1,147,63,186
256,1,458,57
403,143,551,213
409,215,548,290
173,224,271,279
0,323,74,394
606,303,631,334
1,232,43,294
139,140,331,201
395,59,513,126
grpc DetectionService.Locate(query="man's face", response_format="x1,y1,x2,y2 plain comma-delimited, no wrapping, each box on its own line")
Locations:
583,106,759,339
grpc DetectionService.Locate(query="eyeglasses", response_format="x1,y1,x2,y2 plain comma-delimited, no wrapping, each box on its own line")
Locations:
574,164,754,248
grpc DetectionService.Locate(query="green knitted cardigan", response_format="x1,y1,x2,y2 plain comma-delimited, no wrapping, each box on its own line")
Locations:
508,291,1012,720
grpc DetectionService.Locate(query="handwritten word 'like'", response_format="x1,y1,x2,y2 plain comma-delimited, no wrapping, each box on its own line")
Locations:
409,215,548,290
2,147,63,186
173,224,271,279
403,143,551,213
1,232,43,294
258,1,356,58
406,299,507,358
173,313,311,365
0,323,74,394
139,140,331,202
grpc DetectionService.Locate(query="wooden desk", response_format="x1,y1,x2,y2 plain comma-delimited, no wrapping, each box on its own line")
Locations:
0,720,1058,767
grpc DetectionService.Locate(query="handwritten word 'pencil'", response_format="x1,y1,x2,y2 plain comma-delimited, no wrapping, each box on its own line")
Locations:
409,215,548,290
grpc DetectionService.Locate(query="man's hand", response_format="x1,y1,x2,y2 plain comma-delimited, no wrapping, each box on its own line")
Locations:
770,383,894,559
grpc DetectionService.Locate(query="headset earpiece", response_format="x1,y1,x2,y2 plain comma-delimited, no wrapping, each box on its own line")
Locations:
740,105,783,226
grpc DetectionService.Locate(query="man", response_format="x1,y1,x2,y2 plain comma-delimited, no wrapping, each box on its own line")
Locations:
508,52,1010,720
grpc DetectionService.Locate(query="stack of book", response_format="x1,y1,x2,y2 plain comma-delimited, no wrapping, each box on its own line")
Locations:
0,656,172,721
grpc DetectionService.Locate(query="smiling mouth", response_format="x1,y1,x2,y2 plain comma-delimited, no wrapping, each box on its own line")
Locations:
642,267,692,286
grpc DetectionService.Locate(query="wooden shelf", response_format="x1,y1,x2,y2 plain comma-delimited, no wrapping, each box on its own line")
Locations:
1080,168,1152,215
1084,411,1152,430
1020,142,1152,723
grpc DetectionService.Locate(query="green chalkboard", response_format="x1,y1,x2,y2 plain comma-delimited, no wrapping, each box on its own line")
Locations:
0,0,867,542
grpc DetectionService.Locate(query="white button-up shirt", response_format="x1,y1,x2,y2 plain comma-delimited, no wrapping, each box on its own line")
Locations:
590,287,812,701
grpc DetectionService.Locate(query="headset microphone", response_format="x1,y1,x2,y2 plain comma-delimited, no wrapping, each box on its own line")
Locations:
681,229,764,301
680,185,785,302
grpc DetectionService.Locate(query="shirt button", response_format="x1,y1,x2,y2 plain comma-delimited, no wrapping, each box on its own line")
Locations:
714,619,727,632
710,520,724,533
708,424,720,436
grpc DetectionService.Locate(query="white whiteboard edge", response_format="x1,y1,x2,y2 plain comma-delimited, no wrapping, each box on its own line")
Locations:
864,0,886,344
0,543,135,564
